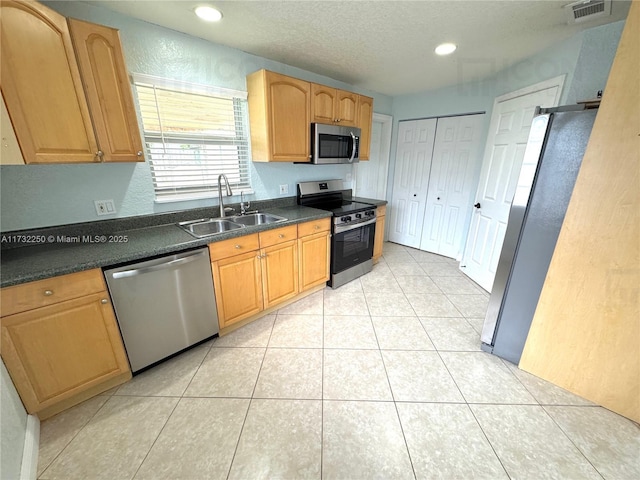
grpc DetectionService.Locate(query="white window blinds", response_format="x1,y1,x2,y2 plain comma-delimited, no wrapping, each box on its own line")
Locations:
132,74,252,202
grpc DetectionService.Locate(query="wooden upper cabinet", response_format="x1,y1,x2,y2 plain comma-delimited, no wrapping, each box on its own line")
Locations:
310,84,336,124
1,95,25,165
247,69,373,162
0,0,99,164
68,19,144,162
357,95,374,160
0,1,143,164
247,69,311,162
311,84,358,127
336,90,358,126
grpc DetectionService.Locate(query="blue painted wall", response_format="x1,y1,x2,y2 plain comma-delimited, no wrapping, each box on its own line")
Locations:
0,0,624,232
387,20,625,219
0,1,392,231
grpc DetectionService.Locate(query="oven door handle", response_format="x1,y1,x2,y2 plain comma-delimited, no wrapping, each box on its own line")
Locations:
349,132,357,163
334,217,377,234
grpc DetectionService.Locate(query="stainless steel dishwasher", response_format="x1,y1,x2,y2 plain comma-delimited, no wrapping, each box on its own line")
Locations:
104,248,219,373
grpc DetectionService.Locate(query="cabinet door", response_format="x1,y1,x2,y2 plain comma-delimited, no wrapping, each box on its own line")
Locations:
267,72,310,161
261,240,299,308
357,95,374,160
212,251,263,328
68,19,144,163
0,292,130,414
311,84,336,124
0,0,99,163
0,95,25,164
336,90,358,127
298,231,331,291
373,208,386,262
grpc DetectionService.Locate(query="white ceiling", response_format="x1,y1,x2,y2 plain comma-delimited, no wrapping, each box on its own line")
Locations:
89,0,630,96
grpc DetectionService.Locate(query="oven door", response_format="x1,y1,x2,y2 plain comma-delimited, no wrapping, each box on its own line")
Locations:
331,220,375,274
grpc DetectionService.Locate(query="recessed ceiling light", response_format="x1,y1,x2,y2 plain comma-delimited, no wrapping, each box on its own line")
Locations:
195,6,222,22
435,43,457,56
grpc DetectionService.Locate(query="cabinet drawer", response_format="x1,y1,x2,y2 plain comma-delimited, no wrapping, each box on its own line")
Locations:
298,218,331,237
377,205,386,217
209,234,260,262
259,225,298,248
1,269,106,317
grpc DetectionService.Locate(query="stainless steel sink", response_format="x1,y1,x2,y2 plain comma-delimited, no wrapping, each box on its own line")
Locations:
179,218,245,238
178,212,288,238
229,213,287,226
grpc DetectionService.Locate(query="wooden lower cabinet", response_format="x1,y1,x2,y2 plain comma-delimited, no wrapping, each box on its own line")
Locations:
373,205,387,263
211,221,331,330
0,270,130,419
211,250,263,329
262,240,299,308
298,231,331,291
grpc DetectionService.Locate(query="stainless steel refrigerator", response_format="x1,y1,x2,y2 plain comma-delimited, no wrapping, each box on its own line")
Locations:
481,105,598,364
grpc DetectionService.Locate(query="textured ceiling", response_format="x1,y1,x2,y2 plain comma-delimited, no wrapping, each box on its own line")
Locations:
89,0,630,96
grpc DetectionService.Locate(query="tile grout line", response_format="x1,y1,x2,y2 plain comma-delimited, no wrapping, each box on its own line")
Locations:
130,397,181,480
539,405,606,479
466,404,513,480
414,310,514,477
38,395,112,479
371,312,419,480
180,339,215,396
224,316,275,480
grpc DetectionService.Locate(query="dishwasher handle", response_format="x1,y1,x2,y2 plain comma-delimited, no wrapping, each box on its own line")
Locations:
111,251,206,279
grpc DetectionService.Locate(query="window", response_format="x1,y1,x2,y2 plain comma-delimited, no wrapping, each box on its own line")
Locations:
132,74,251,202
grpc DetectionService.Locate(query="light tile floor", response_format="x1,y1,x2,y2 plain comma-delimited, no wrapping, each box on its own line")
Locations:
37,242,640,480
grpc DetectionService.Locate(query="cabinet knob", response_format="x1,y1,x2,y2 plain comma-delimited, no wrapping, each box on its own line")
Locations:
137,151,143,156
44,290,53,296
314,225,320,230
278,233,284,238
101,298,109,304
235,245,241,249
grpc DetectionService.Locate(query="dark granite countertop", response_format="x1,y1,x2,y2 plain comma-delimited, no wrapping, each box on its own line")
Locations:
0,204,330,288
353,197,388,207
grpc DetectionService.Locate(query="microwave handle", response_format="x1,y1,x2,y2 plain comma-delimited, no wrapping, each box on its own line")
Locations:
349,132,357,163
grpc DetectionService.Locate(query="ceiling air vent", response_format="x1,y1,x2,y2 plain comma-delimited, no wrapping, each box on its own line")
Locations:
565,0,612,24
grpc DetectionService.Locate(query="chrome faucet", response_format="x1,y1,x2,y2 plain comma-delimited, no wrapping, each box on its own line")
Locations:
217,174,233,217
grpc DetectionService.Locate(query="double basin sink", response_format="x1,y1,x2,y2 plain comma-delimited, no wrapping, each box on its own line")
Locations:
178,213,288,238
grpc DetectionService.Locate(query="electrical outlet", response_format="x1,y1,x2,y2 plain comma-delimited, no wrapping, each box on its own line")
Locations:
279,184,289,195
94,199,116,216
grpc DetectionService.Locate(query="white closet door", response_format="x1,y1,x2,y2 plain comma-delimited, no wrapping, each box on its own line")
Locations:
460,77,564,292
420,114,485,259
388,118,437,248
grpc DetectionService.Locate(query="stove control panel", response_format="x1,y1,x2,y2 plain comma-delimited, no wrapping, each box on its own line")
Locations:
335,208,377,229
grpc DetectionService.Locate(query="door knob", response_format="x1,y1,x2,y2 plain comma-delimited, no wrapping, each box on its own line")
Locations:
437,197,441,200
474,202,481,209
413,194,417,197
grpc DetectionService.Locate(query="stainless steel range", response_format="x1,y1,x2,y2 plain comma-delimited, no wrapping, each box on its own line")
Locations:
297,180,377,288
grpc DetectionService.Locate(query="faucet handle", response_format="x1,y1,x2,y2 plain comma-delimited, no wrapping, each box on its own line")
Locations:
240,191,250,215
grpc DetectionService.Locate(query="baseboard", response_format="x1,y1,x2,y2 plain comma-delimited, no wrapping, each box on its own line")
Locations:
20,414,40,480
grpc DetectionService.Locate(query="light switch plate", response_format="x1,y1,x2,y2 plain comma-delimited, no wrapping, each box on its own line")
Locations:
94,199,116,216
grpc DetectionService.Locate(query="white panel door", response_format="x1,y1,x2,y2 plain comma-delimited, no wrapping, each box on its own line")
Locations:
388,118,437,248
420,114,485,259
354,113,392,200
460,78,564,292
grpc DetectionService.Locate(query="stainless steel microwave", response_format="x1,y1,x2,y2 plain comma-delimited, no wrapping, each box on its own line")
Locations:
307,123,360,164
